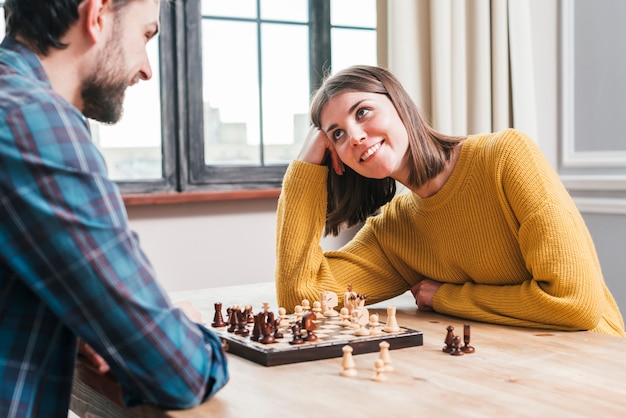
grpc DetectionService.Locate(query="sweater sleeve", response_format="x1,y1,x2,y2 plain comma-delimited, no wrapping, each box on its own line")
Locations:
433,130,625,336
275,161,411,310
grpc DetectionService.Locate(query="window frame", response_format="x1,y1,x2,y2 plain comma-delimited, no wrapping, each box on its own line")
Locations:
114,2,179,194
0,1,376,197
181,0,335,192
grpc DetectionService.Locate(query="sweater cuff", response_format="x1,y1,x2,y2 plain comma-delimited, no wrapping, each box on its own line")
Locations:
283,160,328,196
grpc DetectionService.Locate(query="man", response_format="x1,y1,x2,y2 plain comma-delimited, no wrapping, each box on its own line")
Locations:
0,1,228,416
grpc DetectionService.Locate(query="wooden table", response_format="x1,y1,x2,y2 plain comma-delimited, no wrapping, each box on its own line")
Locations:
71,282,626,417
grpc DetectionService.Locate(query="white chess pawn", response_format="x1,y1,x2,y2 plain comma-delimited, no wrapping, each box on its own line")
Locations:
301,299,311,312
339,345,358,377
339,307,351,327
312,300,323,319
372,358,387,382
369,313,382,336
278,307,290,328
383,306,400,333
379,340,394,372
355,322,370,336
294,305,303,320
349,310,360,329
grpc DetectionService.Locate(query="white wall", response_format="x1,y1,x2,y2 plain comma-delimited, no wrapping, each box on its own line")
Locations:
127,198,356,293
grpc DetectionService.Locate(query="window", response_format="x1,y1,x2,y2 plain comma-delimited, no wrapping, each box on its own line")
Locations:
2,0,378,196
0,2,5,37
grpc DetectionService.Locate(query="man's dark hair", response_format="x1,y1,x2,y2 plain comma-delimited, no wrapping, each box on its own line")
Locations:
3,0,134,56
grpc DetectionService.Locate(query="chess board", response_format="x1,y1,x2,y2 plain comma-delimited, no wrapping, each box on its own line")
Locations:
207,312,423,367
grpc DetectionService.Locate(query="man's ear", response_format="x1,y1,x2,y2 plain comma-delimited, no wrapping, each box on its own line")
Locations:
82,0,113,44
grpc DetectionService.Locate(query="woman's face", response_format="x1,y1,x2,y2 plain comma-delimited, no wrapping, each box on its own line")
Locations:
320,91,410,181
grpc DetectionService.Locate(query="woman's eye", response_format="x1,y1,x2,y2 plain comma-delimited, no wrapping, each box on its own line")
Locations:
356,108,370,118
333,130,344,141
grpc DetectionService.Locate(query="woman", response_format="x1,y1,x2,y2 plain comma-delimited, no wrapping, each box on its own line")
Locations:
275,65,625,337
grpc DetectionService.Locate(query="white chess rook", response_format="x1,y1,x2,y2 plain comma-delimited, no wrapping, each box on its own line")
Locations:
383,306,400,333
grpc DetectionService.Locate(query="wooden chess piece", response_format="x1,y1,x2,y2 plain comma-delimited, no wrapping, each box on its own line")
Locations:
339,345,357,377
244,304,255,323
301,299,311,312
211,302,227,327
273,318,284,339
302,312,318,342
320,290,339,317
378,341,393,372
312,301,323,319
339,307,351,327
258,311,276,344
227,306,237,333
349,310,360,329
294,305,303,321
372,358,387,382
461,324,475,353
450,335,464,356
289,321,304,345
234,308,249,336
344,284,358,314
443,325,455,353
369,313,382,336
355,322,370,336
251,313,262,341
278,307,290,328
319,291,329,315
383,306,400,333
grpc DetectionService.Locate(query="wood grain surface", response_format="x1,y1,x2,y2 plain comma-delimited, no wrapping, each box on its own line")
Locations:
71,282,626,417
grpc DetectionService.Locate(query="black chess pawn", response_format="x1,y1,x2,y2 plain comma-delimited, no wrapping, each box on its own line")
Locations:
273,318,284,339
289,321,304,345
211,302,227,327
461,324,475,354
443,325,455,353
450,335,464,356
245,305,255,324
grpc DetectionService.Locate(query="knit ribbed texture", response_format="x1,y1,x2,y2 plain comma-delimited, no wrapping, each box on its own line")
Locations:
275,129,625,337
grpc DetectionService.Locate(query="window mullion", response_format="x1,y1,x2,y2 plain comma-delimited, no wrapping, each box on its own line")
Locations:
256,0,265,166
309,0,332,92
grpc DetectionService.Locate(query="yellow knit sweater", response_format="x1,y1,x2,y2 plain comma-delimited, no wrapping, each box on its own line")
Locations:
275,129,625,337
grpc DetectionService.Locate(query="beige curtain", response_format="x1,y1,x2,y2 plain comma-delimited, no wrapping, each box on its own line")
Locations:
384,0,537,138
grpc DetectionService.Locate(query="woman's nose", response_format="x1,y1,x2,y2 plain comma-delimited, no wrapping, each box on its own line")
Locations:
349,129,366,146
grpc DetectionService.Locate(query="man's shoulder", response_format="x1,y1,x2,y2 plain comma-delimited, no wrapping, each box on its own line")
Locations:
0,67,80,128
0,39,70,118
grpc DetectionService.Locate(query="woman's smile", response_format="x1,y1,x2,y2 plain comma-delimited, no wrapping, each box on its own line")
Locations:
360,140,384,162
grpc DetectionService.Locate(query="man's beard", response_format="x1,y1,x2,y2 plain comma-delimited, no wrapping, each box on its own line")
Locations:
81,39,129,124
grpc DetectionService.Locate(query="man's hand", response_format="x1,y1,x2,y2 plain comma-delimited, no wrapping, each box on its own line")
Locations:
78,339,110,374
174,299,203,324
410,278,443,311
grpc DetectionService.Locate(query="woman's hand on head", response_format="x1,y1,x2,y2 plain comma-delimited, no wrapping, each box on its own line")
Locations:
410,278,443,312
297,125,345,176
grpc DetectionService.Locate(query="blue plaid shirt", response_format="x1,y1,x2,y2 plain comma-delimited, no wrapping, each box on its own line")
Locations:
0,37,228,417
